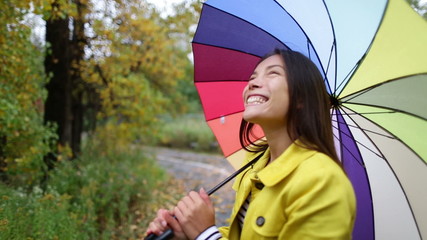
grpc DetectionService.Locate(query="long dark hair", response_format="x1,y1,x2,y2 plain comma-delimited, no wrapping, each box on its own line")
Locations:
239,49,339,164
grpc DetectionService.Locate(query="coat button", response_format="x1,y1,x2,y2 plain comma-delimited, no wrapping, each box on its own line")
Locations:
255,182,264,190
256,216,265,226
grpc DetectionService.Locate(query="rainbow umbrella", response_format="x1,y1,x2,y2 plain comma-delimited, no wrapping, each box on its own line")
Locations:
192,0,427,239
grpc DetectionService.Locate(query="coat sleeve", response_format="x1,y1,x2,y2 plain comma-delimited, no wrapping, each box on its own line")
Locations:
218,226,229,239
279,162,356,240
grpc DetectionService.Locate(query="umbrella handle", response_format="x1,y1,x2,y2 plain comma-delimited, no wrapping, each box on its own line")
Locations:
144,152,265,240
145,229,174,240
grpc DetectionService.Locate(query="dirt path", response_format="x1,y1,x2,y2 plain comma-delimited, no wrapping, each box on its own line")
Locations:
144,147,236,227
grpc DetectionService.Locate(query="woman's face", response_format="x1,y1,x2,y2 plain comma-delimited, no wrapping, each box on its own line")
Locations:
242,54,290,128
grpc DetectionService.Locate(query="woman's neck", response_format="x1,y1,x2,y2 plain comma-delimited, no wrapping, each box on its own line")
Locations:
263,125,292,163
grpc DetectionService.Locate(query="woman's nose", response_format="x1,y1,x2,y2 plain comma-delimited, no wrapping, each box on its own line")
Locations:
248,77,262,90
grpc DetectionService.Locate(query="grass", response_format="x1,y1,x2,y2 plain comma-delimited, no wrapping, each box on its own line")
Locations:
0,113,218,239
0,136,185,240
155,114,221,153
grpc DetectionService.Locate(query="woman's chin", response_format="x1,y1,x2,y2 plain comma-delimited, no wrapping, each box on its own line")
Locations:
243,111,262,124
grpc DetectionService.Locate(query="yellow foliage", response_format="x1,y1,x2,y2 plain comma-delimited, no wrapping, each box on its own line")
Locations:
0,0,200,184
81,0,199,146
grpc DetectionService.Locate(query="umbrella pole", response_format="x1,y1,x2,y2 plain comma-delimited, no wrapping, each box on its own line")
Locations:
145,151,265,240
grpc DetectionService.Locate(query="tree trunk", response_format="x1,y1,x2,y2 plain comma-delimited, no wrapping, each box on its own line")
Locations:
70,0,87,157
44,0,89,160
44,13,73,155
0,136,8,182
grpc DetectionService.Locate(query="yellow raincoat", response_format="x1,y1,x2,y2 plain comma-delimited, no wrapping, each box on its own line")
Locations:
219,141,356,239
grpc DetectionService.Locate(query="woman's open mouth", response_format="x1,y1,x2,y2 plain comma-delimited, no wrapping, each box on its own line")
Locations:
246,95,268,105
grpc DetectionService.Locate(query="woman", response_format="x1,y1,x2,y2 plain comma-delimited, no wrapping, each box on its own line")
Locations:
146,49,356,239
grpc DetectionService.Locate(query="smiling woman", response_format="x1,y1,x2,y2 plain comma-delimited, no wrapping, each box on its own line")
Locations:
145,49,356,240
144,0,427,238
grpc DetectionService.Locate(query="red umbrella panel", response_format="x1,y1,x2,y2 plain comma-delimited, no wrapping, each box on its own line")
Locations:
193,44,265,168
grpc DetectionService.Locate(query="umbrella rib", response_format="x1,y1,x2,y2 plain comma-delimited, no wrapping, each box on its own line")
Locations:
192,41,263,59
333,106,427,240
340,102,427,121
332,124,384,161
318,0,338,95
205,110,244,122
334,0,389,98
272,0,333,91
339,106,427,168
331,118,395,140
325,41,336,94
193,3,294,57
333,111,367,167
339,80,380,102
339,72,427,101
332,110,396,117
334,61,360,96
332,130,365,167
336,105,425,238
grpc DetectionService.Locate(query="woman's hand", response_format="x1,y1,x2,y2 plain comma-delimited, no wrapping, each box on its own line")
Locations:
145,208,188,240
174,188,216,239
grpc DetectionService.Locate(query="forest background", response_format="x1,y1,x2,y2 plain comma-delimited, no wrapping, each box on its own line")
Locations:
0,0,426,239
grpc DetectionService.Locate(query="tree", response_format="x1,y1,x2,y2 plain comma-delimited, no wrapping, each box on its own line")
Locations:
82,0,199,144
1,0,200,182
0,0,56,185
44,0,74,163
43,0,93,162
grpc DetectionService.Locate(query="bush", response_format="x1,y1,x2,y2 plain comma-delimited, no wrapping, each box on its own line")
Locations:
155,114,220,153
0,135,184,240
0,184,84,240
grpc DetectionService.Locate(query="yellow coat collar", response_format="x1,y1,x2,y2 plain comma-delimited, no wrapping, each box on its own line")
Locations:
256,141,316,187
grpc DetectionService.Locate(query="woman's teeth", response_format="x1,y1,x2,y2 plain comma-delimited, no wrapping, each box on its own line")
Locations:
247,96,267,104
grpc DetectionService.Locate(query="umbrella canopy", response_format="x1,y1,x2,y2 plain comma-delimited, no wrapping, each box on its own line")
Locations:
192,0,427,239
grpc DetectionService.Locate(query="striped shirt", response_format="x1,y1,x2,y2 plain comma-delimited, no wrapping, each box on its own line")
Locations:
195,226,222,240
237,194,251,229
